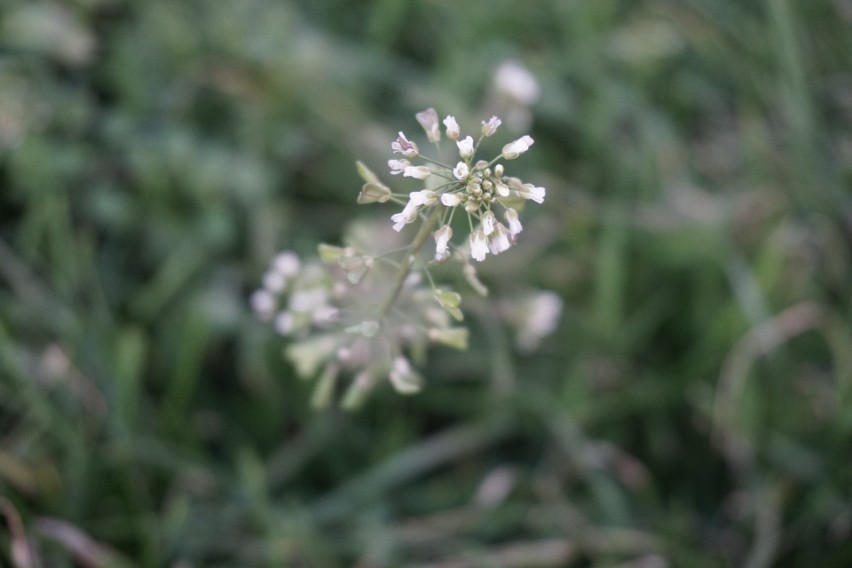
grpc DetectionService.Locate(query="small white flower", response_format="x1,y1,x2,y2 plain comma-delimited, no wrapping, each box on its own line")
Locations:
388,159,410,175
501,135,534,159
481,116,502,136
251,289,276,318
273,252,301,277
289,288,328,313
457,136,475,159
515,291,562,352
274,311,295,335
391,201,420,231
494,164,504,177
463,263,489,296
403,165,432,180
493,60,541,106
441,192,463,207
416,108,441,143
263,270,286,293
470,229,488,262
409,190,438,206
494,181,510,197
516,183,545,204
487,223,512,255
434,224,453,261
391,131,419,157
481,210,496,235
453,161,469,180
389,356,422,394
443,115,460,139
504,208,523,236
312,306,340,325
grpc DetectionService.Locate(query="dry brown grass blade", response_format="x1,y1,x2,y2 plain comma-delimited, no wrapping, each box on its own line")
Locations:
0,498,40,568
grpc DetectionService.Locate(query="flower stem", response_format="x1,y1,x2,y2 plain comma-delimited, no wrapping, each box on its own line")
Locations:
378,206,444,320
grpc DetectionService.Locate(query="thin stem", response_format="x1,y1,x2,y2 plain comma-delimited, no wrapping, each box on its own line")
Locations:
418,155,454,170
377,206,444,320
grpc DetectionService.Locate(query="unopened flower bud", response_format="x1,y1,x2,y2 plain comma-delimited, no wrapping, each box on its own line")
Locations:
389,356,423,394
434,288,464,321
463,263,489,296
357,181,392,204
428,327,469,350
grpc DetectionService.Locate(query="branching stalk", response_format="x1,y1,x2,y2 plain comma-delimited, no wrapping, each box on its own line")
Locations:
378,206,444,320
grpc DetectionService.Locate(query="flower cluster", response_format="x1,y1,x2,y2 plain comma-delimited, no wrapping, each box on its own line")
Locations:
253,108,558,408
251,228,468,408
362,108,545,263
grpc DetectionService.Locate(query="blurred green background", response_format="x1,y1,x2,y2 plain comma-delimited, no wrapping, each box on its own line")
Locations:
2,0,852,566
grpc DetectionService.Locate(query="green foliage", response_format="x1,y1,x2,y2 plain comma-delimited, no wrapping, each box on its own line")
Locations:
1,0,851,566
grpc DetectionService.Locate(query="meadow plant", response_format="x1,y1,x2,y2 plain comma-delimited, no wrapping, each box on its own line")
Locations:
253,109,558,408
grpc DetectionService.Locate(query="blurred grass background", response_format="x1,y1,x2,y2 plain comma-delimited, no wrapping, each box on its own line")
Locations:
1,0,852,566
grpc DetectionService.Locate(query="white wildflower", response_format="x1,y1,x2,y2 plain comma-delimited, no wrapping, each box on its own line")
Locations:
501,135,534,159
409,190,438,206
434,224,453,261
312,306,340,325
453,161,469,180
504,208,522,236
289,288,328,313
481,210,496,235
493,60,541,106
391,201,420,231
443,115,460,139
416,108,441,143
515,291,562,352
457,136,475,159
481,116,502,137
487,223,512,255
470,228,488,262
441,192,463,207
388,159,410,175
403,165,432,180
389,356,423,394
516,183,545,204
273,251,301,277
263,270,286,293
251,290,276,319
391,131,419,157
274,311,295,335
